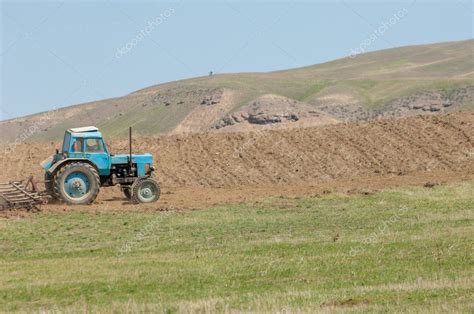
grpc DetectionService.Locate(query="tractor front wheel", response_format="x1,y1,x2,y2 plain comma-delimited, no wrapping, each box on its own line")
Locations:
131,178,160,203
122,187,132,199
54,162,100,205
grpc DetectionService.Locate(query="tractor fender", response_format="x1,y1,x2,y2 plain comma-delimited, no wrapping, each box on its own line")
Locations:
47,158,99,176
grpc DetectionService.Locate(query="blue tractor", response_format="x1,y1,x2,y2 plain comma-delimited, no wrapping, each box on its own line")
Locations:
41,126,160,205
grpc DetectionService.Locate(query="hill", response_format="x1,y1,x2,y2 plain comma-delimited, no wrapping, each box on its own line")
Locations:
0,39,473,142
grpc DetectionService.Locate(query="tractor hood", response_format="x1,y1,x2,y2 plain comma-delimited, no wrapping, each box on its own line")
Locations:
110,153,153,164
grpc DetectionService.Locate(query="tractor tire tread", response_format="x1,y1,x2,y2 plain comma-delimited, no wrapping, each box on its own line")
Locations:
131,177,160,204
44,172,59,200
123,187,132,199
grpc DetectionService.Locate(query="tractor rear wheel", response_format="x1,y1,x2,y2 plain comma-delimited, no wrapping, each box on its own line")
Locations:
131,178,160,203
44,172,59,201
53,162,100,205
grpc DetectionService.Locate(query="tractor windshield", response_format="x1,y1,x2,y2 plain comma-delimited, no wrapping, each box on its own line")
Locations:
85,138,105,153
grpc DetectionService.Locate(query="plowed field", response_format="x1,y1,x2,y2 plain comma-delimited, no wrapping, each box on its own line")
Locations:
1,113,472,211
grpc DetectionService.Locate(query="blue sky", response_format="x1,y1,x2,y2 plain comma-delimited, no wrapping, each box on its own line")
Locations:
0,0,472,120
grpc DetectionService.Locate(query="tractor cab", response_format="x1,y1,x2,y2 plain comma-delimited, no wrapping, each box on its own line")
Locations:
41,126,160,205
61,127,110,175
42,127,110,175
62,127,106,154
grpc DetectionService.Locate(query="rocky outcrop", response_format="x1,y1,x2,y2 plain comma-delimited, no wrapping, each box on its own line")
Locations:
213,94,333,129
374,86,473,118
310,86,473,122
149,87,223,107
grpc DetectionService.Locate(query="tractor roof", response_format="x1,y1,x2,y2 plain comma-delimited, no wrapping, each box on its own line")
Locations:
67,126,102,138
68,126,99,133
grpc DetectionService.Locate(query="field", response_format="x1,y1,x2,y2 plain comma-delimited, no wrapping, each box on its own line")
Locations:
0,111,473,312
1,182,473,312
1,113,473,191
0,112,472,211
0,113,472,213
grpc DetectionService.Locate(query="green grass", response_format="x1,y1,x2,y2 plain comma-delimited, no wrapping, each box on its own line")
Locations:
1,182,473,312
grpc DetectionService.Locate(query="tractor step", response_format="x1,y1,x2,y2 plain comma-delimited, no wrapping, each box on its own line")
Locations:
0,177,47,210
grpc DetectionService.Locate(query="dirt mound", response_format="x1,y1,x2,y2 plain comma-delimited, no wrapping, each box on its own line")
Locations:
1,113,472,189
154,113,473,188
0,113,472,212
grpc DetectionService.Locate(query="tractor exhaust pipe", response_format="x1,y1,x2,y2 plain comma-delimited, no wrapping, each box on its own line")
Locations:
129,126,133,171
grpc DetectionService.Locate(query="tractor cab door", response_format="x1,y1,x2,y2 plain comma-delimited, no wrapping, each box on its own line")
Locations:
84,138,110,176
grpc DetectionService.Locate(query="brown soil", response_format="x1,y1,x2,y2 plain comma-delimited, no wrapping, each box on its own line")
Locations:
0,113,472,215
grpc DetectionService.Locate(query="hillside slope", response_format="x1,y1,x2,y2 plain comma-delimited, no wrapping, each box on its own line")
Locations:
1,39,473,143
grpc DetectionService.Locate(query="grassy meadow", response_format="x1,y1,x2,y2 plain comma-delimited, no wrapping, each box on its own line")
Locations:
1,182,473,312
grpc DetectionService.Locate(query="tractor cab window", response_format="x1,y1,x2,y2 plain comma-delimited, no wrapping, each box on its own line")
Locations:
71,139,84,152
62,132,71,152
85,138,105,153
